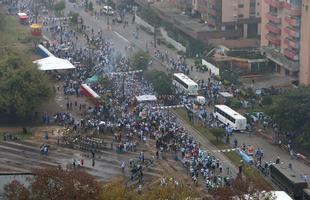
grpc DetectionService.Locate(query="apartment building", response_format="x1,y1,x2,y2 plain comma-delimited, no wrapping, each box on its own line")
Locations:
261,0,310,85
192,0,261,39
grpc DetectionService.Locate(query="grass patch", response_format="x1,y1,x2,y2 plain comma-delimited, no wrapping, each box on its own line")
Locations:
0,10,29,44
174,108,272,188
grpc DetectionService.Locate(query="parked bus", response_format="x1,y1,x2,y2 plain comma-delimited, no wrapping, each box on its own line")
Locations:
213,105,247,131
269,164,308,200
172,73,198,96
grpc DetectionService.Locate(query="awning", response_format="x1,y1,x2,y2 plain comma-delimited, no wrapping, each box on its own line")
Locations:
136,95,157,102
33,57,75,71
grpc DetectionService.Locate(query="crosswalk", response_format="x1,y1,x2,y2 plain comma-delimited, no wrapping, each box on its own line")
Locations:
0,138,182,182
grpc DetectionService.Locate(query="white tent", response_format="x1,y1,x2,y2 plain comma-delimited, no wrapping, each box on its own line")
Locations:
33,57,75,71
136,95,157,102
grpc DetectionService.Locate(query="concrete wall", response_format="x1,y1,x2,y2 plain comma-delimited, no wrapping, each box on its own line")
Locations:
299,0,310,85
202,59,220,75
135,14,155,33
159,28,187,52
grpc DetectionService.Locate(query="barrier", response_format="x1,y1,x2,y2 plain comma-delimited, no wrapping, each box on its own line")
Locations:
159,28,186,52
135,15,154,33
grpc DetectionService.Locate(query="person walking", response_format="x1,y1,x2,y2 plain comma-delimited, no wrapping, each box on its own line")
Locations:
121,161,125,175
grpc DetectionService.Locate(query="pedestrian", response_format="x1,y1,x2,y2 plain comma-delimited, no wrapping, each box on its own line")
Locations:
275,156,280,164
121,161,125,174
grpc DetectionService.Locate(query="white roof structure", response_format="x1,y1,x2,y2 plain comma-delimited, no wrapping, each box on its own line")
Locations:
136,95,157,102
33,57,75,71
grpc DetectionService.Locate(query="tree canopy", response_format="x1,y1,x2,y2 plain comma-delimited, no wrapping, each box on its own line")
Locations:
4,168,101,200
130,50,150,71
210,128,225,143
0,50,53,121
143,70,173,95
268,87,310,147
54,0,66,13
210,176,273,200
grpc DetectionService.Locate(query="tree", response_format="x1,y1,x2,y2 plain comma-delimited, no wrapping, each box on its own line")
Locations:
143,70,173,95
130,50,150,71
0,51,53,121
210,128,225,143
88,1,93,12
4,168,101,200
0,12,5,31
54,0,66,14
68,11,79,25
186,38,206,57
4,180,30,200
268,87,310,147
210,176,274,200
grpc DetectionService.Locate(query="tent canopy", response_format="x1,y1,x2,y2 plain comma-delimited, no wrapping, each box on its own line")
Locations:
33,57,75,71
136,95,157,102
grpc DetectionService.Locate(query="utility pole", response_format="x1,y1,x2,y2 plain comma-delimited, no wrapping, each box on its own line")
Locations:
154,24,157,48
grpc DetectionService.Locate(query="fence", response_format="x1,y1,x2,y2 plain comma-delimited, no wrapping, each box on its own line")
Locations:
135,15,154,33
160,28,186,52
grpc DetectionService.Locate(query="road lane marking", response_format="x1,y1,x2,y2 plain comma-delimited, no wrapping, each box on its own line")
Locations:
113,31,130,43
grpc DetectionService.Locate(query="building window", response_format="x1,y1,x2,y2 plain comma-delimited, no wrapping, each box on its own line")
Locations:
238,4,244,8
238,14,244,18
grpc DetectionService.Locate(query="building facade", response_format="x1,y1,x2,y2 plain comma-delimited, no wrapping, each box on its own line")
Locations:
192,0,261,39
261,0,310,85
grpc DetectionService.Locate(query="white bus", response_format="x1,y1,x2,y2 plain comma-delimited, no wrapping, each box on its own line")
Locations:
213,105,247,131
173,73,198,96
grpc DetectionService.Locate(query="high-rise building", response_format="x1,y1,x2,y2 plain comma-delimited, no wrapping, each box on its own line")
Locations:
192,0,261,39
261,0,310,85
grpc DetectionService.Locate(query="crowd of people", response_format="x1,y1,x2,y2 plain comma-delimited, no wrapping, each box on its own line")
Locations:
6,0,307,192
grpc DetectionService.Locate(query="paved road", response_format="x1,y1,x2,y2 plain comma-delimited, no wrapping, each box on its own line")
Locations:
173,111,238,176
232,132,310,185
62,0,208,81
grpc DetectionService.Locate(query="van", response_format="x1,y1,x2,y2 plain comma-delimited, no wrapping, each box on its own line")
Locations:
102,6,114,15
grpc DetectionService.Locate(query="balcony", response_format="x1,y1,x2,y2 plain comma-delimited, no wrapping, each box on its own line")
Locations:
265,23,281,34
261,46,299,72
285,16,300,27
264,0,283,9
284,37,300,49
266,12,281,24
284,48,299,61
265,33,281,45
284,2,302,16
284,27,300,38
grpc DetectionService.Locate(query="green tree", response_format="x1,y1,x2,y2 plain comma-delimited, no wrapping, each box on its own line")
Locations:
0,52,53,121
0,12,5,31
261,96,272,106
143,70,172,95
54,0,66,14
268,87,310,147
130,50,150,71
186,38,206,57
210,128,225,143
88,1,93,12
68,11,79,25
